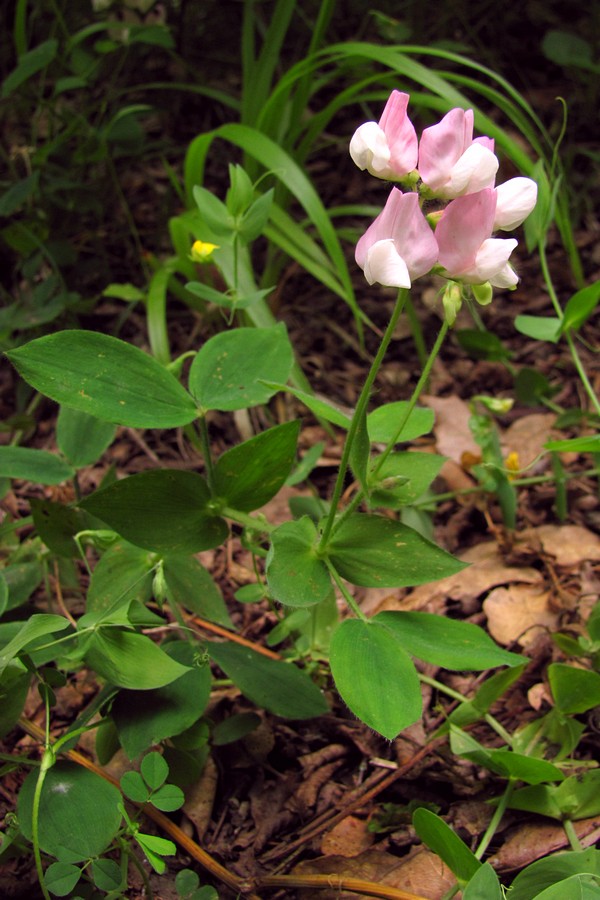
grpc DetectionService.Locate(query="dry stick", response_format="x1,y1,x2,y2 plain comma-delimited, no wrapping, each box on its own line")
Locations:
190,615,283,660
259,737,447,865
258,873,429,900
17,717,262,900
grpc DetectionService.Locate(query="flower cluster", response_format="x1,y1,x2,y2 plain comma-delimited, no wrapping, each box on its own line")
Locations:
350,91,537,322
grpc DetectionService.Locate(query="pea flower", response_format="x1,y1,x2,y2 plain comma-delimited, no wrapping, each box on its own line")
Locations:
435,188,519,288
190,240,219,263
349,90,418,181
493,177,538,230
418,108,498,199
355,188,438,288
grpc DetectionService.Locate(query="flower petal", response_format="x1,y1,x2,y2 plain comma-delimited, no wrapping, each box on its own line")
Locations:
349,122,391,175
418,108,471,192
442,142,499,198
494,177,538,230
436,190,497,275
363,240,411,288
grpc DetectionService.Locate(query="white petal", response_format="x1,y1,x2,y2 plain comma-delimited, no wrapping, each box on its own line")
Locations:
349,122,391,175
473,237,518,282
443,143,499,198
494,177,538,230
490,264,519,288
363,240,411,288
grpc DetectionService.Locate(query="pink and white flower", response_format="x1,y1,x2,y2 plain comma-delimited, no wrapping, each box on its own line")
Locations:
435,189,519,288
418,108,498,199
355,189,438,288
349,91,418,181
493,177,538,230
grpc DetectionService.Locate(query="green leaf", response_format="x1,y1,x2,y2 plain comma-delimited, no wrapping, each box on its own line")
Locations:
367,402,435,443
239,189,274,242
463,862,503,899
87,542,155,613
188,324,294,411
0,614,70,675
212,712,261,745
18,761,121,861
0,172,39,217
84,629,191,690
560,281,600,334
412,808,481,884
30,499,94,558
508,849,600,900
329,619,421,739
6,331,198,428
81,470,228,554
207,640,328,719
369,452,446,509
44,861,81,897
214,420,300,511
0,661,30,738
135,832,176,869
328,514,467,587
455,329,511,361
102,282,146,302
514,315,561,343
545,435,600,453
91,858,123,892
0,447,74,484
162,555,231,627
150,782,185,812
56,406,117,467
374,612,523,670
549,663,600,714
141,750,169,791
120,770,149,803
112,641,211,758
535,874,600,899
2,39,59,97
265,517,332,607
261,382,351,428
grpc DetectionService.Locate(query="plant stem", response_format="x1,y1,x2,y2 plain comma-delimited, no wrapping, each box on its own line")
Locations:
475,779,516,859
32,748,55,900
318,289,408,549
563,817,584,852
419,674,513,745
325,558,368,622
566,331,600,417
372,320,450,477
198,415,215,492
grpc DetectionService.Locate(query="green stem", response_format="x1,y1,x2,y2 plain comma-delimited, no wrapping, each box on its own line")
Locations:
566,331,600,417
221,506,275,534
538,240,564,319
372,320,450,477
325,558,367,622
318,289,408,549
32,748,55,900
563,817,584,852
419,674,513,745
475,779,516,859
198,416,215,492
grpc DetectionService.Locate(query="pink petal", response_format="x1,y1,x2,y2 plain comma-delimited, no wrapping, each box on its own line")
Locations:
418,108,472,192
379,90,418,176
441,143,499,198
494,177,538,230
436,189,497,275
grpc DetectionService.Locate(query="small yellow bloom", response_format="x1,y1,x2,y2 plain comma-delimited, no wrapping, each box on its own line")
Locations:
190,240,219,263
505,451,520,478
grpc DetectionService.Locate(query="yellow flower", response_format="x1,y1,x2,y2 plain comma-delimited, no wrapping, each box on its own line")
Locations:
190,240,219,263
505,451,520,479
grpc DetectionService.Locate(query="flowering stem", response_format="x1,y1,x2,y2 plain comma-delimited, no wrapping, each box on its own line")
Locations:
318,289,408,550
372,320,450,477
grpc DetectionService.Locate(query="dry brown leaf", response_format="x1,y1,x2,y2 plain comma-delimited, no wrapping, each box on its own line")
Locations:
483,585,558,647
294,847,456,899
501,413,557,469
422,395,480,464
374,540,543,615
532,524,600,567
489,817,600,871
182,753,218,839
321,816,375,858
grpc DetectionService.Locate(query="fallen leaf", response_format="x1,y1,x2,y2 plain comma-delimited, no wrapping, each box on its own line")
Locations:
321,816,375,857
483,585,558,647
294,847,455,899
374,540,543,615
422,395,480,464
489,817,600,871
532,524,600,567
501,413,557,469
183,753,218,839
